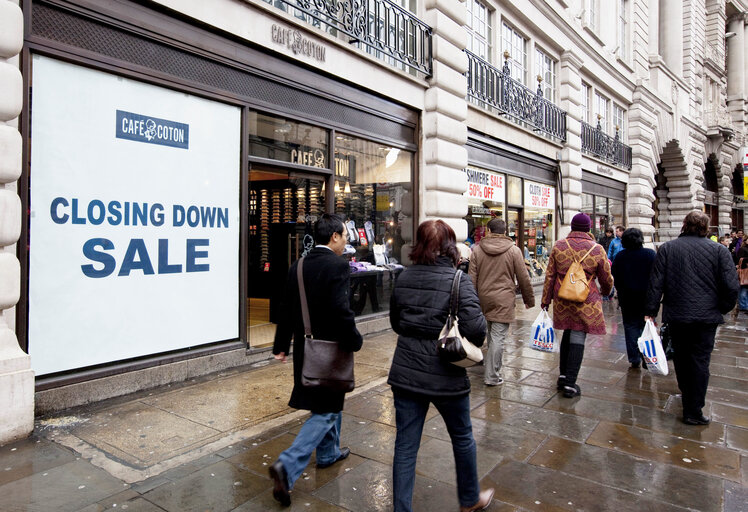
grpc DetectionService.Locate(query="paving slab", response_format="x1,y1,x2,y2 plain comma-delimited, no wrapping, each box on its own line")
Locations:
586,421,741,481
528,436,725,512
141,460,270,512
484,459,688,511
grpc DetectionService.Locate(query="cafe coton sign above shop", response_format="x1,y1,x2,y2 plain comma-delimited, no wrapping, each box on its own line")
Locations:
271,24,327,62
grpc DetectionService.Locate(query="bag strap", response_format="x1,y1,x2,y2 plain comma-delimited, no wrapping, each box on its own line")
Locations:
297,258,313,339
564,239,597,264
449,270,462,318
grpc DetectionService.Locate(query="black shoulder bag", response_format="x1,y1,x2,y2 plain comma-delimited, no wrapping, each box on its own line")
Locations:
297,257,355,392
437,270,484,367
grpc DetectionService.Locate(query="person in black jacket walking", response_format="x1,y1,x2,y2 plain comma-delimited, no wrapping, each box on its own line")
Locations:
388,220,493,512
645,211,739,425
269,214,363,507
612,228,656,368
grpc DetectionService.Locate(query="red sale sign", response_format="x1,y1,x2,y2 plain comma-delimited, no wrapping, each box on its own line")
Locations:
524,181,555,210
464,168,506,203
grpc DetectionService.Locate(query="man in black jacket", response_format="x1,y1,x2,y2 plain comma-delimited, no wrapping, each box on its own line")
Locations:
269,214,363,507
645,211,739,425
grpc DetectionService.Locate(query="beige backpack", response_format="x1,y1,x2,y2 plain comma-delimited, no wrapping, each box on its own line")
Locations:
557,240,597,302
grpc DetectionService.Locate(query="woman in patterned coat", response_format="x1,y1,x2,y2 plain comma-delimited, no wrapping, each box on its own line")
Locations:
540,213,614,398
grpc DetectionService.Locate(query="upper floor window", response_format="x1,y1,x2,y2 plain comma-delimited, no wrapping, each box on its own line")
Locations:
502,22,527,84
467,0,491,60
618,0,628,60
581,83,591,124
535,48,556,102
612,104,625,139
595,92,608,132
587,0,598,31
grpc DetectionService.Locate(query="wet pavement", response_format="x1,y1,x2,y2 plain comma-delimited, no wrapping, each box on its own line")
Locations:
0,301,746,511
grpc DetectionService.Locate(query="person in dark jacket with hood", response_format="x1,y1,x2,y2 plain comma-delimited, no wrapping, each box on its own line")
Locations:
611,228,656,368
388,220,493,512
269,214,363,507
736,233,748,313
645,211,739,425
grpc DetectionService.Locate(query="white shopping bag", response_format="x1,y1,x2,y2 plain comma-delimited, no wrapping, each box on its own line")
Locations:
637,319,669,375
530,310,556,352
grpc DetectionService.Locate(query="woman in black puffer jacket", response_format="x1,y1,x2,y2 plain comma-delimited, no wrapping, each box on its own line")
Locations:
388,220,492,512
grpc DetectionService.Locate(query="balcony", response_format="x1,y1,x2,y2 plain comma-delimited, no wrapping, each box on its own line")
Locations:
465,50,567,142
264,0,432,77
581,121,632,170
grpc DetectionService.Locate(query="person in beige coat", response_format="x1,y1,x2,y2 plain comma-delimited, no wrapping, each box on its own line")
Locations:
469,218,535,385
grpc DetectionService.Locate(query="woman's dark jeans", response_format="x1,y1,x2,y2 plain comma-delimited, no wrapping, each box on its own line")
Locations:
392,388,479,511
622,314,645,365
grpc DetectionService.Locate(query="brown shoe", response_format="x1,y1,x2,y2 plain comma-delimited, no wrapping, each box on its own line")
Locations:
460,488,495,512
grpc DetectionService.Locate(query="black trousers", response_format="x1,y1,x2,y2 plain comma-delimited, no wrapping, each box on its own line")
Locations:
668,322,718,418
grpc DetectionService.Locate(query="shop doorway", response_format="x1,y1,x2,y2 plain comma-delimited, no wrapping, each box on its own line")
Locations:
247,166,325,348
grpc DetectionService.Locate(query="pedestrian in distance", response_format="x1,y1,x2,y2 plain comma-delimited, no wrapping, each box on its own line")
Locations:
645,210,739,425
598,227,615,254
468,218,535,386
735,232,748,314
269,213,364,507
730,229,745,264
607,225,625,262
541,213,614,398
388,220,494,512
610,228,656,368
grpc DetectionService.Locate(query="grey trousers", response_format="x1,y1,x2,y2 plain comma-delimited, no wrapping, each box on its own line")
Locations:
484,321,509,385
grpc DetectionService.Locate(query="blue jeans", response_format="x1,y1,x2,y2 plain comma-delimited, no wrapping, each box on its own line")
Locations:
392,388,479,511
277,412,342,489
739,287,748,310
622,316,645,364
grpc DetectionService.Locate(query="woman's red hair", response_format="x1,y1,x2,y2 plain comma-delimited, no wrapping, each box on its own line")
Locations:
409,220,459,266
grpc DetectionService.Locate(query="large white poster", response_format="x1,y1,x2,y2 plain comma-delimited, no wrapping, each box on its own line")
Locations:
29,55,241,375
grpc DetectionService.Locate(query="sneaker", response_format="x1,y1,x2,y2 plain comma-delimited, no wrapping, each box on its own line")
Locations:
682,414,710,425
485,378,504,386
459,488,495,512
562,384,581,398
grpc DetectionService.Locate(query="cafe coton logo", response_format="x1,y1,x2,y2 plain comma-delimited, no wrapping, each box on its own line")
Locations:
271,24,327,62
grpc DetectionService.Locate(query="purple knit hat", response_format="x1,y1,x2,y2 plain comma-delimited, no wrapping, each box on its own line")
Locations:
570,212,591,232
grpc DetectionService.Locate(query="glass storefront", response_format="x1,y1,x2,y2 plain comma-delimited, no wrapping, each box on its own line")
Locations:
463,166,555,282
581,193,625,239
247,112,413,347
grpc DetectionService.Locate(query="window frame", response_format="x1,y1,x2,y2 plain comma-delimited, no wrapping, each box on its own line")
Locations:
466,0,492,61
612,103,625,140
535,47,556,102
501,21,528,85
581,83,591,124
617,0,628,60
594,92,609,133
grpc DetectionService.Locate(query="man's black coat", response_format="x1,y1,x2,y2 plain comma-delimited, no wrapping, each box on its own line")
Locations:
645,233,739,323
273,246,363,413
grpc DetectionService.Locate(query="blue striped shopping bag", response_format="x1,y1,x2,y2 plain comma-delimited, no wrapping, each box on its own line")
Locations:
637,319,669,375
530,310,556,352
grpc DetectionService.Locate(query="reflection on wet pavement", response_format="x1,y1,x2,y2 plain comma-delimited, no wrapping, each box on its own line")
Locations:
0,301,745,511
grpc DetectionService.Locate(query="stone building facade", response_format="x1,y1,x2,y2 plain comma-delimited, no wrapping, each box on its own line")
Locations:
0,0,746,443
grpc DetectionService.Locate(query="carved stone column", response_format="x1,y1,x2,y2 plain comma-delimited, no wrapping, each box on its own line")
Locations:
727,14,745,126
0,0,34,444
659,0,684,75
420,0,469,241
557,50,584,235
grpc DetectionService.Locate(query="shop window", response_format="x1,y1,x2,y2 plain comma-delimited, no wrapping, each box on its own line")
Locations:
334,133,413,316
248,111,328,167
463,166,506,244
507,175,522,204
523,181,556,280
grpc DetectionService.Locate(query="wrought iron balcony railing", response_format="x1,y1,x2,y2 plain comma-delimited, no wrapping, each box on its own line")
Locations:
581,120,632,170
265,0,432,76
465,50,567,141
